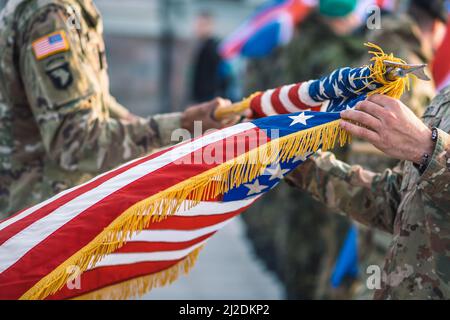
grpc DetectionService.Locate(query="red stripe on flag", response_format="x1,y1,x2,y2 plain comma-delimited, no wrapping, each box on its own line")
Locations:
48,232,222,299
250,93,265,118
146,210,247,231
47,259,187,300
288,84,310,110
115,233,215,254
271,87,289,114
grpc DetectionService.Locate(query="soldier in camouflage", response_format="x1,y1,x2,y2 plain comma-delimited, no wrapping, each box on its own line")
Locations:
344,0,446,299
287,88,450,299
0,0,233,218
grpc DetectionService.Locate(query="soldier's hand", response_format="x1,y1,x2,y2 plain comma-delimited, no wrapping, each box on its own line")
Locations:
340,94,434,164
181,98,240,134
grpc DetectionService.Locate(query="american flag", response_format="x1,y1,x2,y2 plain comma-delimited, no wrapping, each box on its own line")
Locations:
32,30,70,60
0,48,410,299
0,109,344,300
432,2,450,91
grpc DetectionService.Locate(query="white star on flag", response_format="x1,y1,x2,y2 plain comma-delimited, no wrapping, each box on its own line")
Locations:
265,164,289,181
345,105,354,111
289,113,314,127
244,179,269,196
293,151,314,163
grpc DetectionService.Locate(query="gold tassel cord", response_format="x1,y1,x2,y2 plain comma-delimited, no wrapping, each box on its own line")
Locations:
72,246,204,300
20,119,349,300
364,42,413,99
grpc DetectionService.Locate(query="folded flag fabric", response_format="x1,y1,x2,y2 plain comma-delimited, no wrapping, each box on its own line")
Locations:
247,44,409,118
0,45,412,300
219,0,314,59
432,2,450,91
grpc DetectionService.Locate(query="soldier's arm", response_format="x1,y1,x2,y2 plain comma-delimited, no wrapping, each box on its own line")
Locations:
18,4,179,173
417,127,450,212
286,152,403,234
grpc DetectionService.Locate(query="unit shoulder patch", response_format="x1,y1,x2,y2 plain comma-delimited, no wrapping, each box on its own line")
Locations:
32,30,70,61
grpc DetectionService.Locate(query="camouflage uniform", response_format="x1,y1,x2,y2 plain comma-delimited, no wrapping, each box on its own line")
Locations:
286,86,450,299
348,13,436,299
0,0,181,218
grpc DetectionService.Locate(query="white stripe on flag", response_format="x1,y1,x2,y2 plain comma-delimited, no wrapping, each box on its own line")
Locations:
279,84,301,113
169,196,260,217
0,123,256,274
93,240,208,268
299,81,322,107
129,219,233,243
261,89,276,116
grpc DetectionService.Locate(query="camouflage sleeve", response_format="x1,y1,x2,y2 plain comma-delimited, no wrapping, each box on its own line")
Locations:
107,95,133,119
285,152,403,234
18,4,179,173
106,94,181,146
417,129,450,211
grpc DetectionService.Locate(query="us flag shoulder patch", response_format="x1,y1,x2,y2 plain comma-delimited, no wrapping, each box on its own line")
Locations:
32,30,70,60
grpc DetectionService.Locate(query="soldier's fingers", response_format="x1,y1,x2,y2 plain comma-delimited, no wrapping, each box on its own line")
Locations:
356,100,387,120
340,120,380,144
367,94,398,109
340,109,382,132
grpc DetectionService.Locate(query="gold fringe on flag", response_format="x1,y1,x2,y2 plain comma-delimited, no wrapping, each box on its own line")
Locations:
73,246,204,300
20,119,349,300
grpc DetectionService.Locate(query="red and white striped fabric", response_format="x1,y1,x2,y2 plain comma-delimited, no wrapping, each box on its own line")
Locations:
0,122,270,300
249,81,325,118
48,196,260,299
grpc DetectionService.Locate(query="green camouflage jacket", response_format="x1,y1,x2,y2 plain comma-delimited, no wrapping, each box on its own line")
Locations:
0,0,181,217
286,86,450,299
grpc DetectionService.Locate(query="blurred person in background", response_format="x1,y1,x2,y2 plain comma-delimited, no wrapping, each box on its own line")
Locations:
0,0,235,218
191,11,234,103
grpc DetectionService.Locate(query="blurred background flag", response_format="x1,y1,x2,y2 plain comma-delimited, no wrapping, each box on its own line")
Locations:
354,0,396,21
219,0,316,59
330,225,359,288
432,1,450,91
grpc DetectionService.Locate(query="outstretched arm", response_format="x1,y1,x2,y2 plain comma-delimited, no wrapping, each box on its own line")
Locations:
286,152,402,234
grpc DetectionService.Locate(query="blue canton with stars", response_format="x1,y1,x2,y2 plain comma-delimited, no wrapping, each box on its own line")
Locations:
308,66,380,112
223,111,340,202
